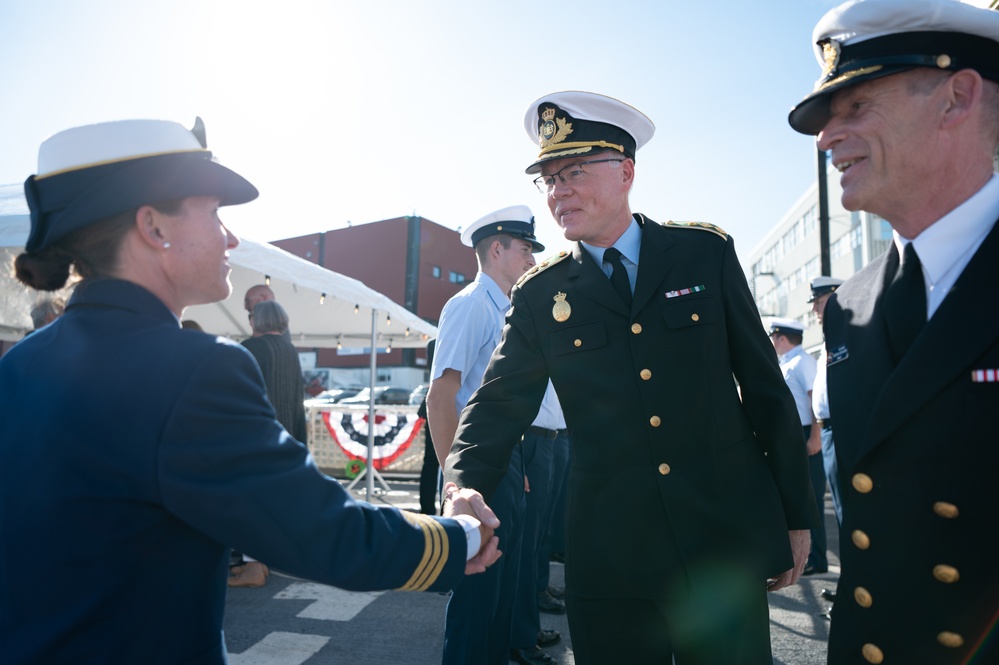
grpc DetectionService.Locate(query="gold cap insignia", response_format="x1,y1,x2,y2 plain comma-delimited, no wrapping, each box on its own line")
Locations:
552,292,571,322
539,106,573,149
820,39,841,79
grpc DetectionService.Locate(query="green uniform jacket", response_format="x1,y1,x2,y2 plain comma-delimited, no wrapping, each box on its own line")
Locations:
446,214,817,599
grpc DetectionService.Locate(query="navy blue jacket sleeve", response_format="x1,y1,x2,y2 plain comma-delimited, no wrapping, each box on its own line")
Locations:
158,342,466,592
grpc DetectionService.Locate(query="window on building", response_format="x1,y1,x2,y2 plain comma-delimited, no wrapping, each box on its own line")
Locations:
449,271,466,284
782,221,803,252
806,256,820,280
432,266,441,279
851,225,863,249
831,235,850,259
802,205,818,236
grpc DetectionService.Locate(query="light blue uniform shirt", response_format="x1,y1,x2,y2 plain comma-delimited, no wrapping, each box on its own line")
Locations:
581,215,642,293
812,348,830,421
431,271,510,414
778,345,817,427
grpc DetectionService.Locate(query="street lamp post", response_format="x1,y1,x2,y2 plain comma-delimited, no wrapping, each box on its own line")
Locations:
752,271,780,317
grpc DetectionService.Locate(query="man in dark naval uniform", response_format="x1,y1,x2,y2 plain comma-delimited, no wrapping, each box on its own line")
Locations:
443,90,818,664
788,1,999,663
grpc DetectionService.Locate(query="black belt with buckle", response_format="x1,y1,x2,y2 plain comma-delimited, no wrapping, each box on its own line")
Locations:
818,418,833,430
527,426,567,440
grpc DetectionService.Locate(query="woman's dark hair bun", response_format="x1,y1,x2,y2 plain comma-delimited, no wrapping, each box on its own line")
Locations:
14,251,72,291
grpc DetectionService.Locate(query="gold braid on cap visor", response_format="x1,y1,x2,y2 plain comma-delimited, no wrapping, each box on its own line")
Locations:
537,140,625,157
815,65,884,92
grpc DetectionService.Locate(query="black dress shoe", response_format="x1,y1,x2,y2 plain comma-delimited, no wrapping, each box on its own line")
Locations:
820,588,837,602
511,647,556,665
802,564,828,576
537,629,561,648
537,589,566,614
546,584,565,600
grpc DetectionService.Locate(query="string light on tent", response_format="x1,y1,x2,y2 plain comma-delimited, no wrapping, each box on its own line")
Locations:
264,275,271,286
405,327,410,337
354,304,359,314
337,336,342,350
386,314,391,326
319,292,326,304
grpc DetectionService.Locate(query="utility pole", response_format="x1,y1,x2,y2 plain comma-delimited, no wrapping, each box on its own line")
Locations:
817,148,831,276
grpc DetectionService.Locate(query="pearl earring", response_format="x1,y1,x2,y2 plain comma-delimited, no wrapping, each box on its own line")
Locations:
163,242,171,249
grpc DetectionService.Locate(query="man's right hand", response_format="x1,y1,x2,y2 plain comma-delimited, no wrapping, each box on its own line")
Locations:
441,482,502,574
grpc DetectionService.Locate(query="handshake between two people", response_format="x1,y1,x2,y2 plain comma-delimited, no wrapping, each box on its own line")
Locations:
441,481,502,575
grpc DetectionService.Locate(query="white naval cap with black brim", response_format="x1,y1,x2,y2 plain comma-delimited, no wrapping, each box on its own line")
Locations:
788,0,999,136
460,205,545,253
523,91,655,174
769,317,807,336
808,276,845,302
23,117,258,253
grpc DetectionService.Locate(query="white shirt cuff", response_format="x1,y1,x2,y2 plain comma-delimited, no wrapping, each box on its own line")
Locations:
451,514,482,561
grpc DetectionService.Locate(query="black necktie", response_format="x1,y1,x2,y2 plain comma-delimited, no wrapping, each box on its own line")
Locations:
603,247,632,307
883,242,926,364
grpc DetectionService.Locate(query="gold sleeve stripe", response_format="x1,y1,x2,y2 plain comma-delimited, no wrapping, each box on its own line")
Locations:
397,511,451,591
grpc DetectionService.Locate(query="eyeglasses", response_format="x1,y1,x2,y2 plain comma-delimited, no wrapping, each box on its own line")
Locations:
533,158,624,194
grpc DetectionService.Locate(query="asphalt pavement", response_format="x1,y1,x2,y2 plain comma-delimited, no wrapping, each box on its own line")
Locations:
224,477,840,664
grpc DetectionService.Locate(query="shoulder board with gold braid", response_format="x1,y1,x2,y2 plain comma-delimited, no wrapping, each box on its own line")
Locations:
662,220,728,240
516,250,571,288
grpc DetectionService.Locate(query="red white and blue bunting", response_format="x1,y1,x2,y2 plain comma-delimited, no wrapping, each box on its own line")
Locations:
321,411,424,470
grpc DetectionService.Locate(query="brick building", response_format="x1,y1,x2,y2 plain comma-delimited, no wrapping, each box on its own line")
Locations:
272,216,476,390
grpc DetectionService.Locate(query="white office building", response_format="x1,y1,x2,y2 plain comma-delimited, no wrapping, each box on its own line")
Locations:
745,159,893,352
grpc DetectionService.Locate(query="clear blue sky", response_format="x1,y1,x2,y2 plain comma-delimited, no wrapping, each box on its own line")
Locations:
0,0,841,259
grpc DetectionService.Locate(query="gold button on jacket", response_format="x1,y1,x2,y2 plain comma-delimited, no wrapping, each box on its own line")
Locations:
933,565,959,584
852,473,874,493
861,643,884,663
933,501,959,519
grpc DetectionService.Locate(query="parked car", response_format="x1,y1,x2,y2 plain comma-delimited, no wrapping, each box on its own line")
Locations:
408,384,428,405
308,387,361,404
339,386,412,406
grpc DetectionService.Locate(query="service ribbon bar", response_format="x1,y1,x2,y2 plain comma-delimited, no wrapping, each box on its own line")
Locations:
665,285,705,299
971,369,999,383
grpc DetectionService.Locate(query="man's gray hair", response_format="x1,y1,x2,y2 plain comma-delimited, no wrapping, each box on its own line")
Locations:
251,300,290,335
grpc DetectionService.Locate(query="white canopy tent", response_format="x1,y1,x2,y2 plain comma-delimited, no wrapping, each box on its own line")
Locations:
0,184,435,348
0,183,435,493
